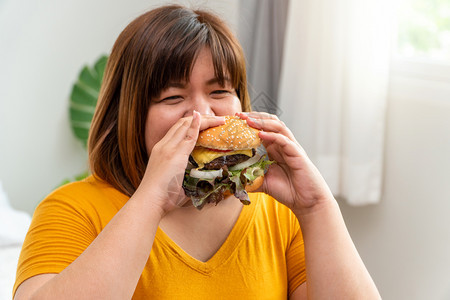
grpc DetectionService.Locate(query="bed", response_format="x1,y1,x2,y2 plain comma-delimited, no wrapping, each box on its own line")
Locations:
0,244,22,299
0,182,31,300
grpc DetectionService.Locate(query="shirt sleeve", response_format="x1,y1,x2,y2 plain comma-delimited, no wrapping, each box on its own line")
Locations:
13,195,97,296
286,217,306,297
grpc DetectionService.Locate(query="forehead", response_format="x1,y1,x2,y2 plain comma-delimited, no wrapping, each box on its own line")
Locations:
149,43,240,100
165,48,232,87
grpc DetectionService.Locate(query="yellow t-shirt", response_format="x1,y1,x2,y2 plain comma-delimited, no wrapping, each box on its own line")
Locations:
14,176,306,299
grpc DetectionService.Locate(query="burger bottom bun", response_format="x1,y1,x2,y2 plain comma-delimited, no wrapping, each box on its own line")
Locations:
223,175,264,197
245,175,264,192
223,190,233,197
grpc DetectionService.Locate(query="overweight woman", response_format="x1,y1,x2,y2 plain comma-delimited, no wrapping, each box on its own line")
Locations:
14,5,380,299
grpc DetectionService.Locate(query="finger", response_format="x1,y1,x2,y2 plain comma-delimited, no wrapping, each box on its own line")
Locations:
160,114,224,146
236,111,280,130
237,111,278,120
198,115,225,131
172,113,226,142
247,117,295,138
157,117,191,146
169,111,201,148
238,113,298,144
183,110,201,143
258,131,305,158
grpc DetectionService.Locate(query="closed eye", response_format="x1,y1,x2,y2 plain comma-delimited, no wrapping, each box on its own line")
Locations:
160,95,183,104
211,90,235,98
212,90,231,94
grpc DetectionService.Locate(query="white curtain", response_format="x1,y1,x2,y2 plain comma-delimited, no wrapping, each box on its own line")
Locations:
238,0,289,115
278,0,395,205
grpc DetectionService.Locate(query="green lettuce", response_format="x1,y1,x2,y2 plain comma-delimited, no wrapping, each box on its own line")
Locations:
182,155,274,210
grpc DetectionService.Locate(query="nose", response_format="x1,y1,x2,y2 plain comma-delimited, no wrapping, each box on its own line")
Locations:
186,94,214,116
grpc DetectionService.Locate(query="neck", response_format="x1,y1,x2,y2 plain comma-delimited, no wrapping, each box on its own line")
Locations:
162,195,242,222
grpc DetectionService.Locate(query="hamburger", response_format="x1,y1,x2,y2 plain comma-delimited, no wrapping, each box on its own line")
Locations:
182,116,273,209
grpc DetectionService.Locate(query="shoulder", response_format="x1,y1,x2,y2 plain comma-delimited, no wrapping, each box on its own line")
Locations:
44,175,119,200
33,175,128,230
41,175,126,207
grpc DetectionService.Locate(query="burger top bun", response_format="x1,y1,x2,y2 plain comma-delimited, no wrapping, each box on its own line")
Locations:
196,116,261,150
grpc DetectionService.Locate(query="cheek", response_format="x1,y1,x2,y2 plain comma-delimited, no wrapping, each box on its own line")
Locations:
233,96,243,112
214,96,243,115
144,107,182,155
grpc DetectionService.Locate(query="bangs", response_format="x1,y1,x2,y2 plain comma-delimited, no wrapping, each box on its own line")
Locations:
144,8,244,101
88,5,251,197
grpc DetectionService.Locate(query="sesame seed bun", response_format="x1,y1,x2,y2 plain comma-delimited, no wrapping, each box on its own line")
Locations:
196,116,261,150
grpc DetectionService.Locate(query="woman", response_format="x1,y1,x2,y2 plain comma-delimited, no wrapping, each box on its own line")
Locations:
14,5,380,299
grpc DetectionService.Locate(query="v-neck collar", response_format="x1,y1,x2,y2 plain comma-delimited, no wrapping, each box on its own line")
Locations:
155,195,259,274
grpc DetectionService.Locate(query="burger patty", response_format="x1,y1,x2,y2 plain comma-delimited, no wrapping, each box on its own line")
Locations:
202,154,252,170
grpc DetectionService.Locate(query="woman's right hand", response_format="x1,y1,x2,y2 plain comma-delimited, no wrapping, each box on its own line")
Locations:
137,111,225,216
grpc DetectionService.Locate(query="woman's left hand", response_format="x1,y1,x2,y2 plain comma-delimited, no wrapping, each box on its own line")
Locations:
236,112,335,215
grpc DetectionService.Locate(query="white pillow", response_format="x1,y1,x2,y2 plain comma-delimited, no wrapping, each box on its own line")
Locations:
0,181,31,247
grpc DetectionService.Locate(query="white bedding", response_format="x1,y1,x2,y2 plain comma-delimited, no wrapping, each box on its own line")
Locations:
0,181,31,300
0,245,21,300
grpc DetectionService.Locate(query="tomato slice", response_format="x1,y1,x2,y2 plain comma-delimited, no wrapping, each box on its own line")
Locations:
206,148,232,153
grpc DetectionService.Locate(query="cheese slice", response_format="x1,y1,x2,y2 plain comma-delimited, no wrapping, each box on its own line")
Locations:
191,147,253,168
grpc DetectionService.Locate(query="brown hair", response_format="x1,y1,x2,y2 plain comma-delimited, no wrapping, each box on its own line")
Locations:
88,5,251,196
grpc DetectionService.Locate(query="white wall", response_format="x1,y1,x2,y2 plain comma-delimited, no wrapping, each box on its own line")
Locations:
0,0,238,214
339,69,450,299
2,1,450,299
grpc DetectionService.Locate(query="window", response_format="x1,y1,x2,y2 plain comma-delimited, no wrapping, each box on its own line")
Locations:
396,0,450,63
393,0,450,84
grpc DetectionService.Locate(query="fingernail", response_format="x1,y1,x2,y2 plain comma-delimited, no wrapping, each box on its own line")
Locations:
193,110,199,120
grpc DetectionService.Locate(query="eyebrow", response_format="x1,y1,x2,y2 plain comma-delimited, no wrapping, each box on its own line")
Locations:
166,82,187,89
166,77,232,89
205,77,231,86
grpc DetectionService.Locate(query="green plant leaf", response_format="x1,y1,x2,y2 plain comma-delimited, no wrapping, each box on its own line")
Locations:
94,56,108,80
69,55,108,148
